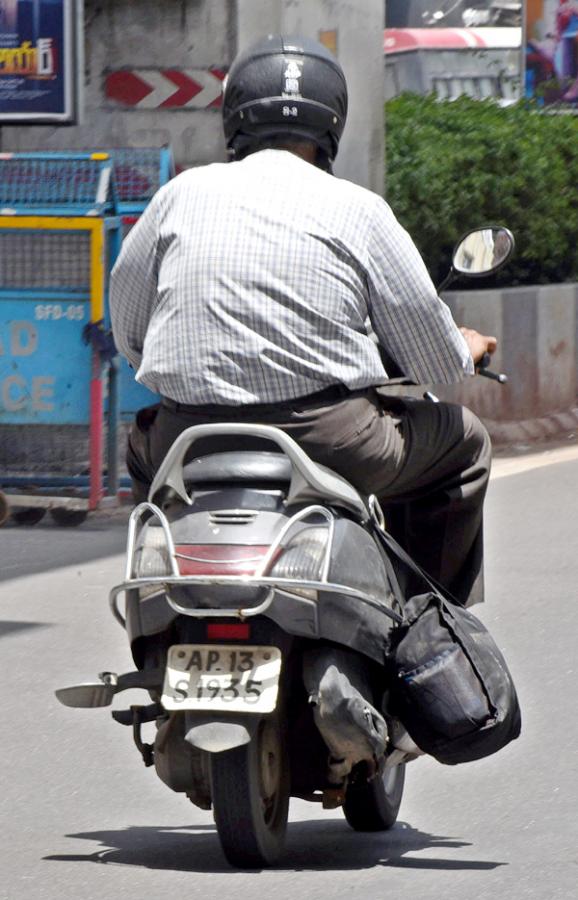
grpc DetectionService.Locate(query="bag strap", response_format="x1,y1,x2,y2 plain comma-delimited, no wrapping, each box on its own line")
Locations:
372,524,462,612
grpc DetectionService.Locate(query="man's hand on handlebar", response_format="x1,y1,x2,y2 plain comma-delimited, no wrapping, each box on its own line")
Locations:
459,327,498,366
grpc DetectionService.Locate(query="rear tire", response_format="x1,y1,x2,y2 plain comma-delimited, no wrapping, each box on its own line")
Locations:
343,762,405,832
210,716,290,868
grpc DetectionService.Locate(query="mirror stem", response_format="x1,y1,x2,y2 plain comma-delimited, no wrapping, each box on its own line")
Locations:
436,268,456,294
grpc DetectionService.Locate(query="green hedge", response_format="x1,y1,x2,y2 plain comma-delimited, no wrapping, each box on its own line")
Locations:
384,94,578,287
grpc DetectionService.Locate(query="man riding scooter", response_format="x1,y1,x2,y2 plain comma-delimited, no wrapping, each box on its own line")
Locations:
110,34,497,609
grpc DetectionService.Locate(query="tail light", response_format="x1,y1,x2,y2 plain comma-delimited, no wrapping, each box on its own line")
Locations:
134,525,172,578
207,623,251,640
174,544,272,576
175,527,328,583
268,526,329,598
139,523,329,599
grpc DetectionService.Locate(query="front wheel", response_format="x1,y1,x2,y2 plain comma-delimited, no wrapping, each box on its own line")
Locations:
210,716,290,868
343,762,405,832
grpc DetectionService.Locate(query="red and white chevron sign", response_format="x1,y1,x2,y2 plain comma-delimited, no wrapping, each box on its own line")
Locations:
105,68,226,109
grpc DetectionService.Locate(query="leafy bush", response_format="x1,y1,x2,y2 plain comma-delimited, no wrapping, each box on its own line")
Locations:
384,94,578,287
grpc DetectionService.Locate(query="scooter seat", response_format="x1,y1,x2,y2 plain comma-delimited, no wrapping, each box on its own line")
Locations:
183,451,292,484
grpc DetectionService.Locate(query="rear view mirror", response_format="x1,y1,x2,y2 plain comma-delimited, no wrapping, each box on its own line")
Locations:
452,226,515,277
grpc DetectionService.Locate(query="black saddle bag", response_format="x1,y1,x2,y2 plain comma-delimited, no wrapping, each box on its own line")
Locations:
376,531,521,765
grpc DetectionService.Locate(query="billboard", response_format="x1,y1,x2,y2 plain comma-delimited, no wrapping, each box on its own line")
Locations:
0,0,81,122
526,0,578,104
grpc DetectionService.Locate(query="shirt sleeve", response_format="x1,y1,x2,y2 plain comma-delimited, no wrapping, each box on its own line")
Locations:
110,194,161,371
365,196,474,385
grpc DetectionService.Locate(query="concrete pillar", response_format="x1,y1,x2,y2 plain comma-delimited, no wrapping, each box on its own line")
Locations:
236,0,385,194
235,0,283,41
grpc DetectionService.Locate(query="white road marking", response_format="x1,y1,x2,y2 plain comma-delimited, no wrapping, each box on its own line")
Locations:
492,444,578,479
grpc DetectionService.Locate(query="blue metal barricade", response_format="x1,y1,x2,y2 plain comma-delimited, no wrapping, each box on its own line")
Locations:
102,147,174,217
102,147,175,421
0,147,174,524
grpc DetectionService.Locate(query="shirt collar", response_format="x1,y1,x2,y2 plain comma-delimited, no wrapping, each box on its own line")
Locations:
239,148,316,169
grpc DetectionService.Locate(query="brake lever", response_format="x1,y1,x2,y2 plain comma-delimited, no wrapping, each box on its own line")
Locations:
477,352,508,384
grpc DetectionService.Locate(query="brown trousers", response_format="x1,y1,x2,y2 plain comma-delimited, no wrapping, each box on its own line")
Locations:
126,388,491,607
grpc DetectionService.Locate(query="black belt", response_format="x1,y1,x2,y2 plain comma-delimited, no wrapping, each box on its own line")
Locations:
161,383,355,416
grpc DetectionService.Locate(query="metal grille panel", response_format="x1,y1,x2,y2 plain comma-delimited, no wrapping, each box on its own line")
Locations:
0,231,91,290
0,159,108,207
104,149,168,203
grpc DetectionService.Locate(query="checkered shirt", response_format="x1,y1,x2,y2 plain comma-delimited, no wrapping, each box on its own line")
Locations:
110,149,473,405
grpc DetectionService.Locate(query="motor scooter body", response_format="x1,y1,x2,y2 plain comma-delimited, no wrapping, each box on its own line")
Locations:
55,224,517,866
56,423,416,867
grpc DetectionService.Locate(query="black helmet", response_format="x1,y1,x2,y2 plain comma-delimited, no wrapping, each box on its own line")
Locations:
222,34,348,165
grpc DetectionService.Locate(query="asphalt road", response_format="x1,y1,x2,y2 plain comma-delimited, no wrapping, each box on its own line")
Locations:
1,446,577,900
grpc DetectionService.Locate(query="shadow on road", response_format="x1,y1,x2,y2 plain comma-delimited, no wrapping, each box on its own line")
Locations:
44,819,507,873
0,516,128,584
0,620,52,639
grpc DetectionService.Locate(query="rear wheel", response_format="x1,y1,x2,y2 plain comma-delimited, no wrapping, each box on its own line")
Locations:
343,762,405,832
210,716,290,868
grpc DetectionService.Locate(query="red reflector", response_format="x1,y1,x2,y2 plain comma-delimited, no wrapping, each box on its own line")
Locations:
175,544,270,576
207,623,251,641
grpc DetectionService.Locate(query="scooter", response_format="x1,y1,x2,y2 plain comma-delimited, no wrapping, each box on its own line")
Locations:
56,225,514,868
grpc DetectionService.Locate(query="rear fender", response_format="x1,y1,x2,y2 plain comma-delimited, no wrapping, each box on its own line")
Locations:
184,715,261,753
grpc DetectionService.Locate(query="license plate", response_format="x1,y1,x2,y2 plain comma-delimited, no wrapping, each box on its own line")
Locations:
161,644,282,713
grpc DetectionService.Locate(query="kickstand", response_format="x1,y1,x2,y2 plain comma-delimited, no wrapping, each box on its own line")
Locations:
131,706,154,767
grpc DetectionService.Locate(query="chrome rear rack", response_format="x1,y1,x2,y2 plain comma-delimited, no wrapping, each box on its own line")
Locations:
110,502,402,628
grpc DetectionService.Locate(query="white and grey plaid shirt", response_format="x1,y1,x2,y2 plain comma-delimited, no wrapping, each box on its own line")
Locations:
110,149,473,405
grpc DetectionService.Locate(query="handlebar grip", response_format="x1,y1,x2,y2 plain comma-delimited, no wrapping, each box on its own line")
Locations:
476,352,508,384
478,367,508,384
